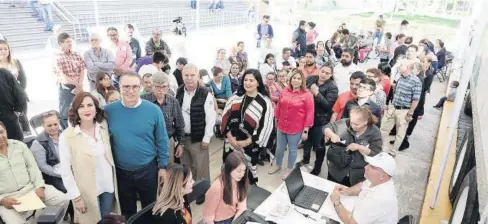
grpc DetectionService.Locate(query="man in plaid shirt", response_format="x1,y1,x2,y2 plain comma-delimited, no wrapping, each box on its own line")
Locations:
380,62,422,156
53,33,85,129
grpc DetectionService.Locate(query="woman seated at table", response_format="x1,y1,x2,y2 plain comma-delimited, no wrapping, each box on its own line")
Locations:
152,164,195,224
209,66,232,109
203,152,249,224
323,107,382,187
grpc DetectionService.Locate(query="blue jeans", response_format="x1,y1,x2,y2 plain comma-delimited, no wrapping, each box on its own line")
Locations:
215,216,234,224
41,3,54,30
98,192,115,218
435,96,447,107
373,31,383,44
29,0,41,17
58,84,76,130
190,0,196,9
275,130,302,169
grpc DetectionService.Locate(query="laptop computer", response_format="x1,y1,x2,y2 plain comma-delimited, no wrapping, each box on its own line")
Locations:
285,167,329,212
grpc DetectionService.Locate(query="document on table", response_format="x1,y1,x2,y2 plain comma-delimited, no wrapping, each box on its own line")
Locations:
12,191,46,212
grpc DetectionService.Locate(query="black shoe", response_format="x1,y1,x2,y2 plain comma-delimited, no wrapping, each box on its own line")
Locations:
398,139,410,151
257,159,265,166
389,130,396,136
389,140,394,144
196,196,205,205
296,160,309,167
310,168,320,176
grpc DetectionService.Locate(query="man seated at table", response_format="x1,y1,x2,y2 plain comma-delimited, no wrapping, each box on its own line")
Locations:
0,121,69,224
330,152,398,224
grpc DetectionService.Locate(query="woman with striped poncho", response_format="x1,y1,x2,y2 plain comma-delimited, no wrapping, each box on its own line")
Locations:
220,69,274,185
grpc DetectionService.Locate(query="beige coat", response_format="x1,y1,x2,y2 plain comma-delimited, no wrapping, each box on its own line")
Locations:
63,120,120,223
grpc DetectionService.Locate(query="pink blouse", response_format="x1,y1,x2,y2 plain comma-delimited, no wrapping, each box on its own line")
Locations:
306,29,319,45
203,178,247,223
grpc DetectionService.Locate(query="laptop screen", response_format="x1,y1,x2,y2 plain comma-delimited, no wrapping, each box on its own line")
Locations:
285,167,305,202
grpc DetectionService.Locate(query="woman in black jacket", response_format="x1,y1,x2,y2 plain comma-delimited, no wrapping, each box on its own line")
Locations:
153,164,195,224
298,62,339,176
324,107,382,187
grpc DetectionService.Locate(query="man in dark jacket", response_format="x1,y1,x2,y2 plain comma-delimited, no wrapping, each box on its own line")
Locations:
297,62,338,175
256,15,274,48
292,20,307,57
173,57,187,86
0,68,27,141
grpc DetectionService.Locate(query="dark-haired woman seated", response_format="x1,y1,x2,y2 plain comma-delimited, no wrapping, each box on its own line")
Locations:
152,164,195,224
203,152,249,224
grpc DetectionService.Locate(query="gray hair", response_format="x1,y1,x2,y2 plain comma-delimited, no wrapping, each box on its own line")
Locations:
183,63,199,75
152,72,169,84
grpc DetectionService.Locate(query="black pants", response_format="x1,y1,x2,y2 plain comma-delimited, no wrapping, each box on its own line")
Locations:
327,172,351,187
0,111,23,141
116,160,158,223
302,125,324,165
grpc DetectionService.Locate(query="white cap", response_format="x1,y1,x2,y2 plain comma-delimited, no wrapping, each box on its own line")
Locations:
365,152,396,176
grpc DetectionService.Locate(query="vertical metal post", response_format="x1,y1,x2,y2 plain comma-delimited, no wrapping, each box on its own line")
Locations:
196,0,200,31
93,0,100,29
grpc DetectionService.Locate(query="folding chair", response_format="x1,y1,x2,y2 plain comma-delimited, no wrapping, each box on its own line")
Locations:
126,179,211,224
29,110,60,135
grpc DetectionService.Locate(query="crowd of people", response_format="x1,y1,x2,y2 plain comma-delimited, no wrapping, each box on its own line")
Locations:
0,11,451,224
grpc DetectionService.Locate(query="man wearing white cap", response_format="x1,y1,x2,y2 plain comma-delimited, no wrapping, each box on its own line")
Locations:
330,152,398,224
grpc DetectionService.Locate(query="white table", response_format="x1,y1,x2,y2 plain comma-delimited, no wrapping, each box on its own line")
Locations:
254,170,357,224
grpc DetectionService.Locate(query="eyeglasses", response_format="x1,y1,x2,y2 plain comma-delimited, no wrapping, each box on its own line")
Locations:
358,85,372,91
154,85,169,90
122,85,141,91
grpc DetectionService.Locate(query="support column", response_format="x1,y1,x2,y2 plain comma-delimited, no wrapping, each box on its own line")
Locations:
196,0,200,31
93,0,100,29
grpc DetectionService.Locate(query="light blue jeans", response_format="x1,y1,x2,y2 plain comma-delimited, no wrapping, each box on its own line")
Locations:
275,130,302,169
98,192,114,219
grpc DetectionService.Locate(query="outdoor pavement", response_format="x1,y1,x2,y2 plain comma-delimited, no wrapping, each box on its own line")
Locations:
16,22,446,223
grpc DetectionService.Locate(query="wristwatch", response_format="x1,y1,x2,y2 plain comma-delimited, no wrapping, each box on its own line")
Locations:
303,130,309,134
333,200,341,207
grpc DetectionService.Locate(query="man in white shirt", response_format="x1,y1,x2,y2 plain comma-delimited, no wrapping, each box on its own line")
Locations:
175,64,216,191
334,48,361,94
276,47,297,70
138,52,178,94
330,152,398,224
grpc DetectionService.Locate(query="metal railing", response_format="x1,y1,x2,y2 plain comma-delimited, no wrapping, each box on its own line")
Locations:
72,8,253,42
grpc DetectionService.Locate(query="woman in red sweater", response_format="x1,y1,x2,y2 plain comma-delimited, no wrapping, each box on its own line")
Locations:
268,69,315,179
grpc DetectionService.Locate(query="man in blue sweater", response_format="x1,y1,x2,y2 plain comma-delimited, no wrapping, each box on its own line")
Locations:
104,72,169,223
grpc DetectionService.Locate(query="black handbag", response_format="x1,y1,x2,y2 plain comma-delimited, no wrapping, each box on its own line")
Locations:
326,141,352,169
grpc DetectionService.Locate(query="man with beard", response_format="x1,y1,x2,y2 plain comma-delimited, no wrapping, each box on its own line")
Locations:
302,49,319,77
292,20,307,57
333,48,361,94
330,71,366,122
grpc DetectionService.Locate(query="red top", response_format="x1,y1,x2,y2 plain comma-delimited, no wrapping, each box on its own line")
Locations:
275,87,315,134
332,91,356,120
302,66,320,78
381,79,391,96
